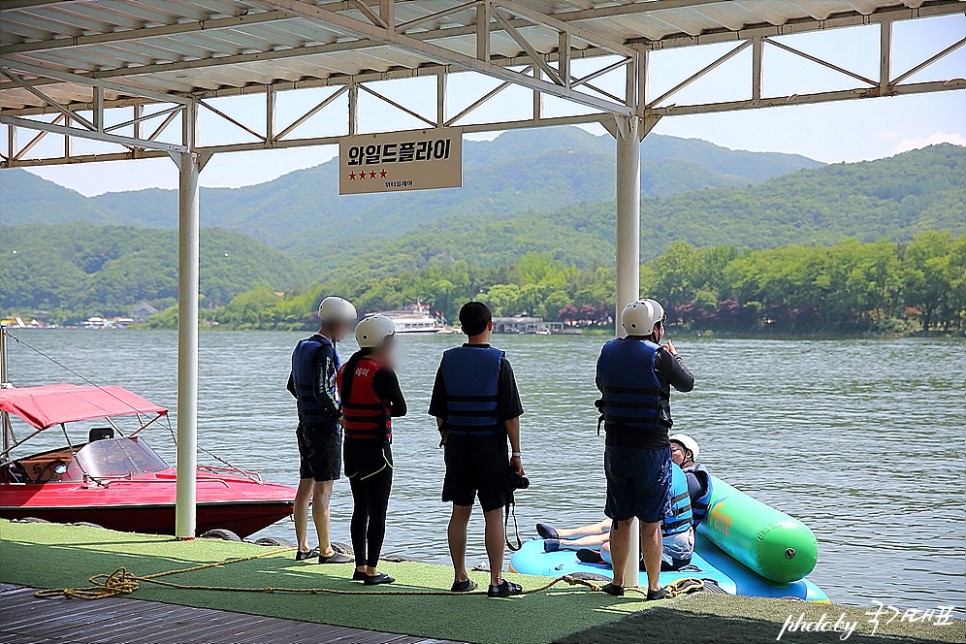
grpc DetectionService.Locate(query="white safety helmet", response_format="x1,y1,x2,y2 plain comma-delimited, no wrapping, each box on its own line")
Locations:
621,298,665,335
318,296,357,324
669,433,700,462
355,314,396,348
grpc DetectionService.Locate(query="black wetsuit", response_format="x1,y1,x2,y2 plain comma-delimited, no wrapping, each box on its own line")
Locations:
342,359,406,569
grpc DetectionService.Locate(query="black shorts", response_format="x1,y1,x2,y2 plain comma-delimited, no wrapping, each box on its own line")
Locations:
442,434,508,512
604,445,671,523
297,422,342,482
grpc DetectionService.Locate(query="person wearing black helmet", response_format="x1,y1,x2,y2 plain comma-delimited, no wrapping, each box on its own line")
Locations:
429,301,525,598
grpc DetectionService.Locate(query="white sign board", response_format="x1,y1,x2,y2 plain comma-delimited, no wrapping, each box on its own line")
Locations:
338,127,462,195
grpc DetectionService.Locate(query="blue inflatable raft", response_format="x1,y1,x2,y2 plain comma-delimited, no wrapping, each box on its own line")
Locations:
509,475,829,603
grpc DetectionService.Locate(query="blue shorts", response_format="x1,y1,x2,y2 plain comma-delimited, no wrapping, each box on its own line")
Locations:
604,445,671,523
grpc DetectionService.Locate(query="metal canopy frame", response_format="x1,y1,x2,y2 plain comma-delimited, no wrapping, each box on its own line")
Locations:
1,0,963,548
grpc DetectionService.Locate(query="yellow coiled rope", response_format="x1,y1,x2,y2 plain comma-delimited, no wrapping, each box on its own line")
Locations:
33,547,704,601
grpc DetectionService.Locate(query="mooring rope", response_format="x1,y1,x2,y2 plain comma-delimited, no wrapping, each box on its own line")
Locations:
32,547,704,601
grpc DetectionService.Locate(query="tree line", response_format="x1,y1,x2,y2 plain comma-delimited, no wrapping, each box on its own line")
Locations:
149,231,963,335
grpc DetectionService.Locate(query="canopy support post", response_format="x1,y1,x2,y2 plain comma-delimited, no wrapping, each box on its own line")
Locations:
173,101,202,539
612,112,643,589
614,114,641,335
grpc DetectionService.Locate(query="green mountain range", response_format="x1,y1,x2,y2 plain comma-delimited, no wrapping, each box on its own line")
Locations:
325,142,966,280
1,127,821,253
1,128,962,322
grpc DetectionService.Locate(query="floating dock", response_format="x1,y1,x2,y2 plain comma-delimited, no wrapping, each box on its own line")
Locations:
0,521,961,644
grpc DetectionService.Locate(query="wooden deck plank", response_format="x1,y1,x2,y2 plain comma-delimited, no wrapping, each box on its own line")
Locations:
0,585,460,644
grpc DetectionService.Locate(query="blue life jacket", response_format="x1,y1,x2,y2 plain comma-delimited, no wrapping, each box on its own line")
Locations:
684,463,713,526
597,337,669,430
440,345,504,436
663,463,694,537
291,334,340,425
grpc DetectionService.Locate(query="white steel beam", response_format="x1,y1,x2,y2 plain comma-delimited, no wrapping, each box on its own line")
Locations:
253,0,632,115
0,114,188,152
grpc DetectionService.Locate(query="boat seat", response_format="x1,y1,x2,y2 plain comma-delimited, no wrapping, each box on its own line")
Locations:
89,427,114,442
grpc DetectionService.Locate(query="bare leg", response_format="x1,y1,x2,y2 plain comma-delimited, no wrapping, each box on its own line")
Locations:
559,533,611,549
556,518,612,539
640,520,663,592
448,504,472,582
294,478,315,553
313,480,335,556
483,507,505,587
608,519,634,587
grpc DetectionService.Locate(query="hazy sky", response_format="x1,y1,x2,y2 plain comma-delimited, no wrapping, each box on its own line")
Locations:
19,13,966,196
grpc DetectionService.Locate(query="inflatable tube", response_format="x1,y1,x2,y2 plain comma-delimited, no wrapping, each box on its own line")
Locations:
698,476,818,584
508,538,829,603
508,538,739,595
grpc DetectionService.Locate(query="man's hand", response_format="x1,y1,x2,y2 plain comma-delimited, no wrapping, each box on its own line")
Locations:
510,455,525,476
664,340,678,356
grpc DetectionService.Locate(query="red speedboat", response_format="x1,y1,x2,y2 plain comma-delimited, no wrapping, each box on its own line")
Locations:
0,383,296,537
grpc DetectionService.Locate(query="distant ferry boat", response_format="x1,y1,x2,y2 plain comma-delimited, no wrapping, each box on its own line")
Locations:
377,303,444,334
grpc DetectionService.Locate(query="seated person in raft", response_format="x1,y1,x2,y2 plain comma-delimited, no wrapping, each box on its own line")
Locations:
536,434,712,572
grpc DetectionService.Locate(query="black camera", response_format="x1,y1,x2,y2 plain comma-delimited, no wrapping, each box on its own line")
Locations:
506,468,530,491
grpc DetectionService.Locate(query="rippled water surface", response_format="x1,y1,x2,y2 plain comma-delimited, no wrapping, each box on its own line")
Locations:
4,330,964,613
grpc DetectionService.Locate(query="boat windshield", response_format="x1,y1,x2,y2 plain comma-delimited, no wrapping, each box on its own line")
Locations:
75,437,168,478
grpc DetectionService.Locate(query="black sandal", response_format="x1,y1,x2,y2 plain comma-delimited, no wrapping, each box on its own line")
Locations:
487,580,523,598
451,579,478,593
295,548,319,561
601,582,624,597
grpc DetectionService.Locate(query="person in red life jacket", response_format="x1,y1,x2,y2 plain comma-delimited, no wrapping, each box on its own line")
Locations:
287,296,357,564
338,314,407,586
595,298,694,599
429,302,526,598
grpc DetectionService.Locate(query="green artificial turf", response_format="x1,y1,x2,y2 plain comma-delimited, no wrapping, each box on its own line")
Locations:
2,520,962,644
0,520,651,644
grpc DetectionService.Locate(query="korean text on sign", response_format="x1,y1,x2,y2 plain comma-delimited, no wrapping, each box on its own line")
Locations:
346,139,453,166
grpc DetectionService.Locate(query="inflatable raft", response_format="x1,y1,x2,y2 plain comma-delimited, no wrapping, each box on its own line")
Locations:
510,475,829,603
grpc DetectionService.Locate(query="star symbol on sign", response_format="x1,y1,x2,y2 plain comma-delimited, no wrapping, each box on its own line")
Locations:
349,172,356,181
369,171,377,179
379,169,387,178
358,171,366,180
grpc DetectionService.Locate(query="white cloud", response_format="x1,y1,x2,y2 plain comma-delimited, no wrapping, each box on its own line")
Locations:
894,132,966,153
879,130,899,140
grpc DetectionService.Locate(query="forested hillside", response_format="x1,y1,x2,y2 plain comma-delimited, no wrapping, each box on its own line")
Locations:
2,137,962,333
2,127,822,252
0,224,309,319
189,233,966,334
318,143,966,278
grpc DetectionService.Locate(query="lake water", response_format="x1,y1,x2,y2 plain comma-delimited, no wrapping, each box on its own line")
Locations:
3,329,964,614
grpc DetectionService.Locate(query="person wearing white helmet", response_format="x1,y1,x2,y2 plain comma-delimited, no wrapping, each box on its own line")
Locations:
287,296,357,564
595,298,694,599
669,433,713,527
337,314,407,586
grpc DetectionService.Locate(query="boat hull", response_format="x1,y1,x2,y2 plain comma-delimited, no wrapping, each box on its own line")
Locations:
0,469,296,538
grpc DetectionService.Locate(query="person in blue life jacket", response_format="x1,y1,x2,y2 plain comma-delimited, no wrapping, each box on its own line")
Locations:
669,433,713,527
338,314,407,586
596,298,694,599
429,302,526,598
536,458,696,570
287,296,357,564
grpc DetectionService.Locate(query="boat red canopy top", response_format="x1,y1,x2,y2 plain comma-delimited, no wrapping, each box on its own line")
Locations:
0,384,167,430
